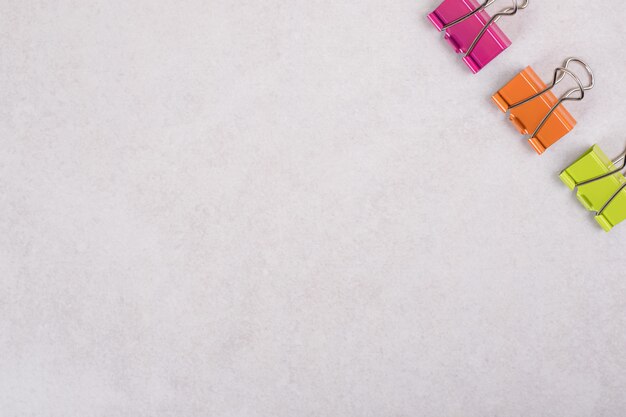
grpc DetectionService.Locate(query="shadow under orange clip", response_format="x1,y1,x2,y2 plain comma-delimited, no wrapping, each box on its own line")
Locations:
492,58,594,155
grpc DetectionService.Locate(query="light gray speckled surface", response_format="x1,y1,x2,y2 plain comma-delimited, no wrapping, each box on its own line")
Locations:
2,1,626,416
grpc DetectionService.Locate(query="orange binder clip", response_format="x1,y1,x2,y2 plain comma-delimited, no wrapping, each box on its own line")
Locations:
492,58,594,155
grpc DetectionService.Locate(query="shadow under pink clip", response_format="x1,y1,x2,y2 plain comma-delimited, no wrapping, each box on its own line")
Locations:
428,0,527,73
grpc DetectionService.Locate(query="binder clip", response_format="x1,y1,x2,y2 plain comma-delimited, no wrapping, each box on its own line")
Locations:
492,57,595,155
560,144,626,232
427,0,529,73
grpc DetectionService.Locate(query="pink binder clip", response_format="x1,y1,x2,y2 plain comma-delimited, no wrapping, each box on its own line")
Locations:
428,0,529,73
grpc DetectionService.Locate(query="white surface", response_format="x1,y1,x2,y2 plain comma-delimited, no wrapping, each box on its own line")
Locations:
2,1,626,416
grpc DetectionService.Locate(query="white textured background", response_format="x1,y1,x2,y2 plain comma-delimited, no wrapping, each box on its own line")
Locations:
2,1,626,416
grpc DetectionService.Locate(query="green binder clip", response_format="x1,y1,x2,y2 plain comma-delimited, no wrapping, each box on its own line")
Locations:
560,144,626,232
